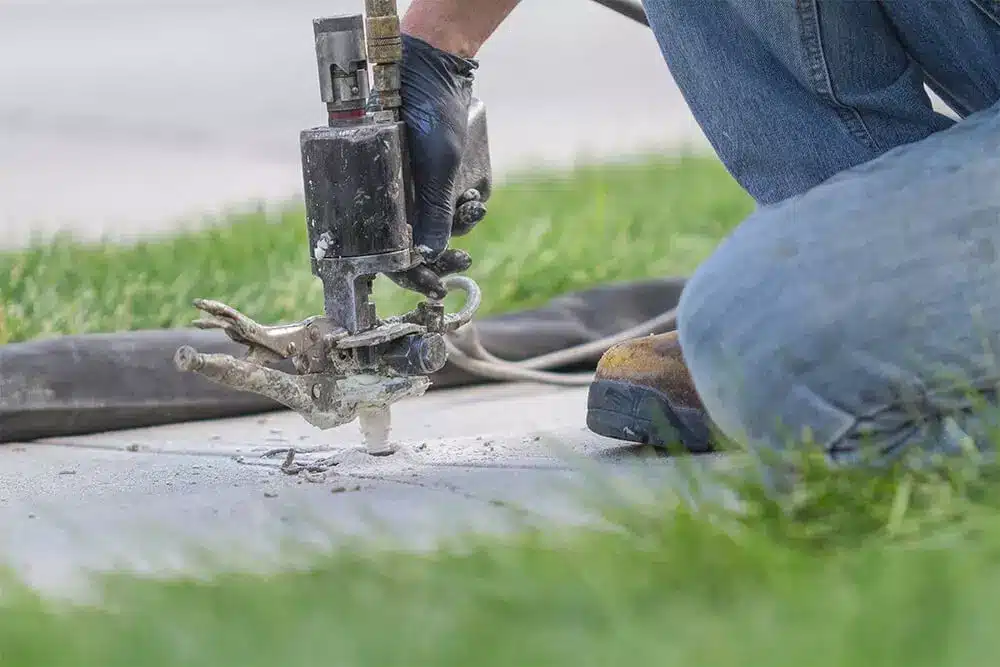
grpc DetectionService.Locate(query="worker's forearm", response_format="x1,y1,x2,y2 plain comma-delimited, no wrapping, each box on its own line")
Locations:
401,0,521,58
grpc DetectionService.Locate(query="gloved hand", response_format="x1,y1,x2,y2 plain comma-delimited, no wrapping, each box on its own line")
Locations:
387,33,488,300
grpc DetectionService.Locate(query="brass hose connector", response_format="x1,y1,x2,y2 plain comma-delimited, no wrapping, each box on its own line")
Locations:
364,0,402,111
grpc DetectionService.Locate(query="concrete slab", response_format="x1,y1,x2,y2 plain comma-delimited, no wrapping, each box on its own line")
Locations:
1,383,732,595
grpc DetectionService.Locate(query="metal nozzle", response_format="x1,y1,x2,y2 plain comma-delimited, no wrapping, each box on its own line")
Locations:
313,15,370,121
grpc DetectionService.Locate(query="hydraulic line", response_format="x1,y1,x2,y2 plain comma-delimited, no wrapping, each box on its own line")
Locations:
443,305,679,387
588,0,649,26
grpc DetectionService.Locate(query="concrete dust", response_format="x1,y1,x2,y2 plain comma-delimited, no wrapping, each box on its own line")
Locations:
255,427,623,482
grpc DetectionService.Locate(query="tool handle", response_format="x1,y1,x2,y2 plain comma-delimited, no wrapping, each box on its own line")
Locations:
454,97,493,203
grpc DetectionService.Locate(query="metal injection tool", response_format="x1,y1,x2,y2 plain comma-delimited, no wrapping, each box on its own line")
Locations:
174,1,492,455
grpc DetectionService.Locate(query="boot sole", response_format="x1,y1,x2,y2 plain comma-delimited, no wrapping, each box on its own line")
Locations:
586,379,716,454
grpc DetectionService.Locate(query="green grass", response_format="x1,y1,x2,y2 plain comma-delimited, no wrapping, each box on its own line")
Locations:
4,155,1000,666
5,459,1000,667
0,155,750,344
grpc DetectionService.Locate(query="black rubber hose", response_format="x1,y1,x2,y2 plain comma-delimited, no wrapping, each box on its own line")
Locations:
588,0,649,27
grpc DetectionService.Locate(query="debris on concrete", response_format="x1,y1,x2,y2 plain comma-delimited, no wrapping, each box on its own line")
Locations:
0,383,733,594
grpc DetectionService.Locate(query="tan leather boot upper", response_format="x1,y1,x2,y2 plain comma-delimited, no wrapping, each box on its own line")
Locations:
595,331,706,414
587,330,715,452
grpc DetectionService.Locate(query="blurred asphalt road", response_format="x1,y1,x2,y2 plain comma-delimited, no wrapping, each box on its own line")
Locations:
0,0,706,248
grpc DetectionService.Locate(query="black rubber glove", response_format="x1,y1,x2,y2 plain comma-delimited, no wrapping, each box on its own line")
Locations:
387,34,488,300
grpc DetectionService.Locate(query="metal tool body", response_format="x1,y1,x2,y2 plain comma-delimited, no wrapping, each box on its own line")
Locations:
175,2,491,454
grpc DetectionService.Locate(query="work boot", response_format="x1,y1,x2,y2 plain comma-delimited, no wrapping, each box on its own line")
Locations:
586,331,717,453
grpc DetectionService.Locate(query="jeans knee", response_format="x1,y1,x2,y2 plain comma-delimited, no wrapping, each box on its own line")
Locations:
677,108,1000,464
677,238,997,467
675,232,858,456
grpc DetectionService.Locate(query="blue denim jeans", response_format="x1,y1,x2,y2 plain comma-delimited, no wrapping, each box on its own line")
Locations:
641,0,1000,465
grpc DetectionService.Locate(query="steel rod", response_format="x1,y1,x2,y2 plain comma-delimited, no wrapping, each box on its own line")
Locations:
588,0,649,27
